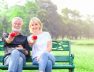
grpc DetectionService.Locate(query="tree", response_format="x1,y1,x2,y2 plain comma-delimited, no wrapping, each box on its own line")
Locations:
0,0,9,37
61,8,82,39
36,0,65,39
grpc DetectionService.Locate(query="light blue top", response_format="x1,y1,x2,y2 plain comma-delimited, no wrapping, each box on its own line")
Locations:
28,32,52,59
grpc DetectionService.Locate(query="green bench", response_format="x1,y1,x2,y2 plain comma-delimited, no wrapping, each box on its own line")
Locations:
0,40,75,72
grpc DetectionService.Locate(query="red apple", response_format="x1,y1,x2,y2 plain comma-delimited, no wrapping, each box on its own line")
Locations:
10,32,16,37
32,35,37,40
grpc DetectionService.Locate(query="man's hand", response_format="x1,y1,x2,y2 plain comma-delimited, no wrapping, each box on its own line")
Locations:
16,45,28,55
16,45,23,49
6,32,17,43
9,32,16,38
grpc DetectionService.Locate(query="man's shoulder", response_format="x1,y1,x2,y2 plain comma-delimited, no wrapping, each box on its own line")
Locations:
18,34,27,37
16,34,27,41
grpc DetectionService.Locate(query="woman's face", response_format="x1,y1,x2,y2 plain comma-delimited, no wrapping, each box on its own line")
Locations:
30,21,41,33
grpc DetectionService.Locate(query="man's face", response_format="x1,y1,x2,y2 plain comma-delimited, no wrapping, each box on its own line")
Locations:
12,19,23,32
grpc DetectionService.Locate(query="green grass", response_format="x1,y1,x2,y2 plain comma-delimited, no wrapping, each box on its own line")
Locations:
0,39,94,72
72,45,94,72
71,39,94,72
71,39,94,45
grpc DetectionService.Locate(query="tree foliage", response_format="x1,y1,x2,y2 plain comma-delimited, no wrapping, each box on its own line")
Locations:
0,0,94,39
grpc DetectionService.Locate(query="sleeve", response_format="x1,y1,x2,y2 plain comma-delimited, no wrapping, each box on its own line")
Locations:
27,35,32,42
23,36,30,51
2,32,8,42
46,32,52,41
23,37,31,57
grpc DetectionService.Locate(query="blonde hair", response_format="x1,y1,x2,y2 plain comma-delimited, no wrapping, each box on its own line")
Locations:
29,17,43,33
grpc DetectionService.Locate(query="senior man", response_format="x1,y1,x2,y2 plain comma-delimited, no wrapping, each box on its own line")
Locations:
2,17,30,72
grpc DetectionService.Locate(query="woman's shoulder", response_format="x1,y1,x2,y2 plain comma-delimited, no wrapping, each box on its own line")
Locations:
42,32,51,37
43,31,50,35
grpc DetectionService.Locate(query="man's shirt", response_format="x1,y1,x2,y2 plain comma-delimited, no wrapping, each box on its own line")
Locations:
2,33,30,57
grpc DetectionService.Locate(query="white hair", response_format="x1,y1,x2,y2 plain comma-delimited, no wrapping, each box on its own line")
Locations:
12,17,23,32
12,17,23,25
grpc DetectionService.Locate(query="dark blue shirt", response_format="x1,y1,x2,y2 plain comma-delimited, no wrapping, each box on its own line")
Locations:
2,33,30,57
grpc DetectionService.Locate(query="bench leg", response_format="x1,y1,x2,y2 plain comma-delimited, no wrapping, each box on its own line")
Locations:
69,68,74,72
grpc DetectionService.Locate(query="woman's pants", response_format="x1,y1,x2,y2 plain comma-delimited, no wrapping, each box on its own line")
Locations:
32,52,55,72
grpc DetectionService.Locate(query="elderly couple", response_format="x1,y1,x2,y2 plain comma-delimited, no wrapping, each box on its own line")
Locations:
2,17,55,72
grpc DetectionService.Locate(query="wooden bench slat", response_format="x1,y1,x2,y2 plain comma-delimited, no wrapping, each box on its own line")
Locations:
0,64,75,70
0,56,71,62
52,41,70,51
0,56,3,62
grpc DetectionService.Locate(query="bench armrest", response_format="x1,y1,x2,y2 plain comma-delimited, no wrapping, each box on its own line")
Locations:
70,54,74,65
71,54,74,59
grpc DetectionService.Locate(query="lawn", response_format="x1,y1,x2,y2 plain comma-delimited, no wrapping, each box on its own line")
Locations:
71,39,94,72
0,39,94,72
72,45,94,72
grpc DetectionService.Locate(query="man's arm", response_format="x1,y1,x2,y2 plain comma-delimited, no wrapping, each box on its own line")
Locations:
2,32,16,44
16,45,29,55
5,35,14,44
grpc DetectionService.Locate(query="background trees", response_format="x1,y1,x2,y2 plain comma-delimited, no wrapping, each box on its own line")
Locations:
0,0,94,39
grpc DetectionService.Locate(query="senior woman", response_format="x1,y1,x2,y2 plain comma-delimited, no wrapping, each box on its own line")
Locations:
28,17,55,72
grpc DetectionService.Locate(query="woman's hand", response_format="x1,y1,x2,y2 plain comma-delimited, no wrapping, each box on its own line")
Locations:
36,56,41,61
28,35,37,46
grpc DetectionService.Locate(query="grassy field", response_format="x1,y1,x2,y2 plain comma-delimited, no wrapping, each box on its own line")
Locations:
71,39,94,72
0,39,94,72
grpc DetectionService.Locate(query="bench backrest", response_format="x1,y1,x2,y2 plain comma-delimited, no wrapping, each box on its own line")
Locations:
52,40,72,63
0,40,72,64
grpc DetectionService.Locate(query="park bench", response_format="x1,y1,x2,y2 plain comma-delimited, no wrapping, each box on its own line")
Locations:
0,40,75,72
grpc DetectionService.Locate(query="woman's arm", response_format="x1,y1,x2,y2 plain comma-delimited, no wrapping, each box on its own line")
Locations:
46,40,52,52
36,40,52,61
27,35,37,47
46,32,52,52
28,39,36,46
